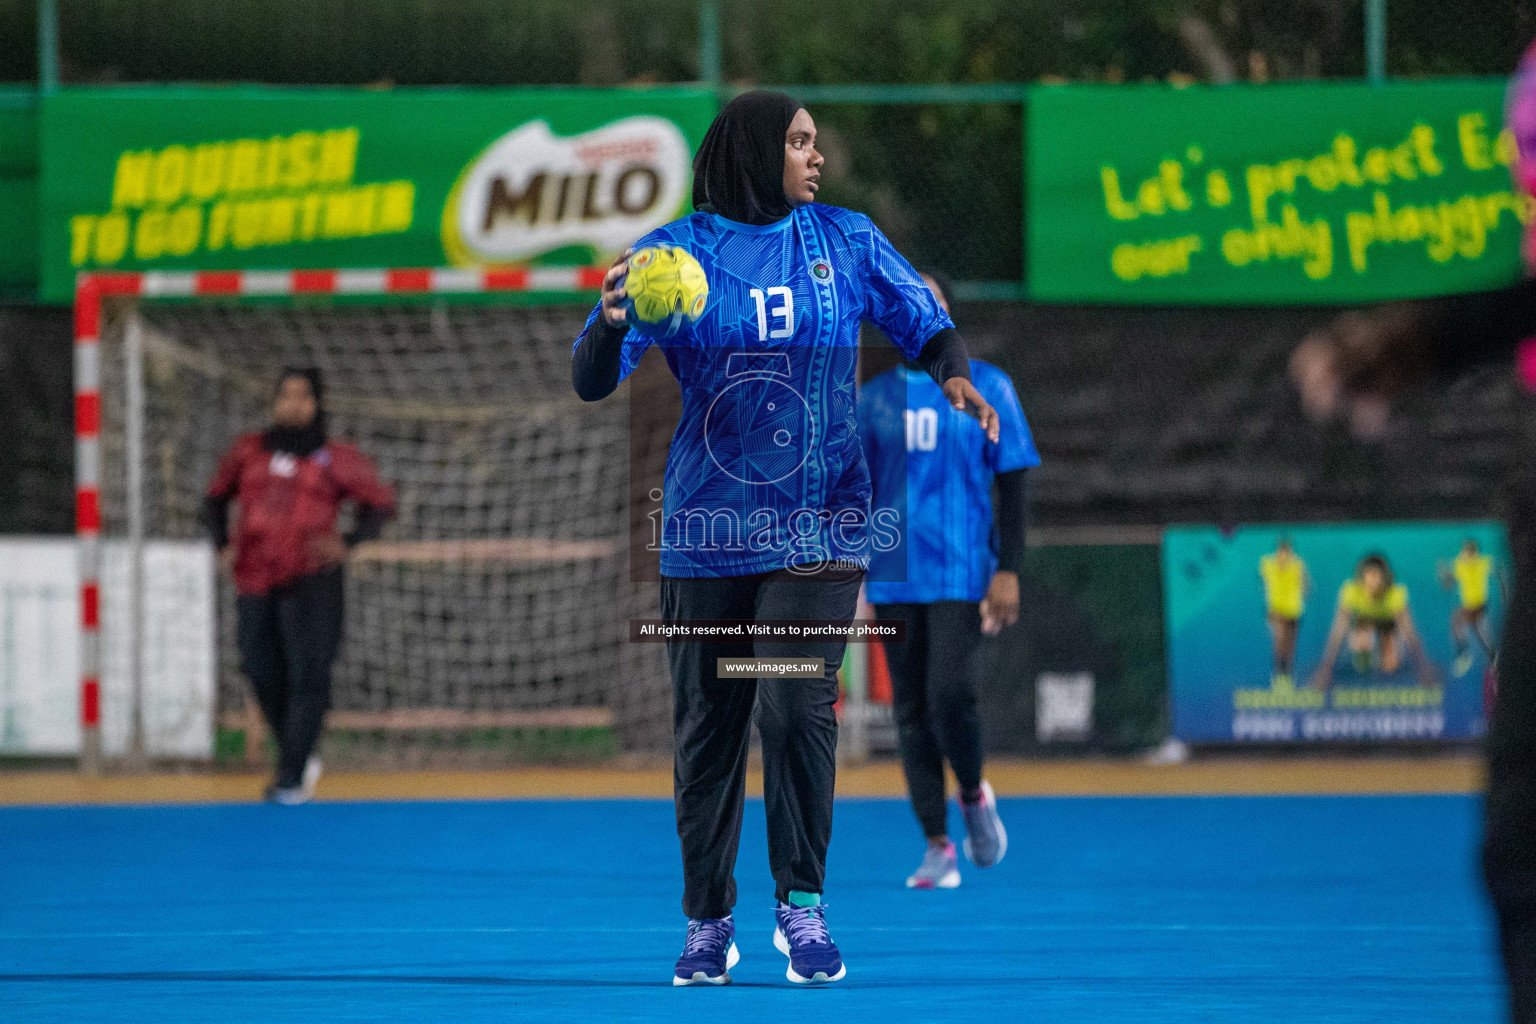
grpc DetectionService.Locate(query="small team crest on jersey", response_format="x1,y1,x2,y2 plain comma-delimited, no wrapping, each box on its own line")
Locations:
809,259,834,284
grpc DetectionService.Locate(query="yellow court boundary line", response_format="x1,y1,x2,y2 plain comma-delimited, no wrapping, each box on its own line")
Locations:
0,755,1482,806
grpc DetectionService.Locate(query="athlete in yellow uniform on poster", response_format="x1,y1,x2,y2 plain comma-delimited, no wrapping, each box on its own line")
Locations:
1259,537,1310,686
1310,553,1436,689
1439,538,1502,678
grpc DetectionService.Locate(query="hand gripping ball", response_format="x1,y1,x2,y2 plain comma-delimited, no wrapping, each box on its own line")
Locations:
621,245,709,338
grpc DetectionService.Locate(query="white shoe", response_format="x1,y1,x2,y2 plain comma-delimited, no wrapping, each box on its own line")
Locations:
301,756,323,800
1145,737,1190,766
906,840,961,889
960,780,1007,868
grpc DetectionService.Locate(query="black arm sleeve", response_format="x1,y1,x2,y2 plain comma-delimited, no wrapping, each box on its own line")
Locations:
200,495,231,550
914,327,972,387
345,504,390,549
993,468,1028,575
571,314,628,402
1428,277,1536,378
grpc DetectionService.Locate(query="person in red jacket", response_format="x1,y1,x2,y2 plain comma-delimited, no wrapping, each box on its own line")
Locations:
202,367,394,804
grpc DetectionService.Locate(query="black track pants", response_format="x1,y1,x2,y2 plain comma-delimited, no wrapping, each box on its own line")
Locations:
236,568,344,789
662,566,863,919
874,601,985,839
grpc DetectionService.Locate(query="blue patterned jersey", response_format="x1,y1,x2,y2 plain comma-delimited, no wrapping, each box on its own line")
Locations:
576,204,953,578
859,360,1040,604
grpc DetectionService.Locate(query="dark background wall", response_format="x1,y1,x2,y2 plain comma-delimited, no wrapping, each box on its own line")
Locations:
0,306,72,533
961,302,1521,526
861,300,1520,527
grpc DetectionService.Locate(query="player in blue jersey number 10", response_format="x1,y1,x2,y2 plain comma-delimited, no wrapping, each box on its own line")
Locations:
858,271,1039,889
572,91,998,986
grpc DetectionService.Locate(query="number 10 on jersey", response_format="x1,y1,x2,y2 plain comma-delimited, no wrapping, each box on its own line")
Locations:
905,408,938,451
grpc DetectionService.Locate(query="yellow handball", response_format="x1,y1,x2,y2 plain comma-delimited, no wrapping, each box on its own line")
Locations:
621,245,709,338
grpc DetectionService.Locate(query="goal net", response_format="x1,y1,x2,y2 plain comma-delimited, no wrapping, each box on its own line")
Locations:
79,270,673,768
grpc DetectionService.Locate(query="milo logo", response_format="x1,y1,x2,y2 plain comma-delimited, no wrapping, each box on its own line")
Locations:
443,116,689,265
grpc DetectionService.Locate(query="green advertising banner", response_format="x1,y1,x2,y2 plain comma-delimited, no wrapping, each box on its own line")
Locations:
39,86,717,303
1028,80,1531,304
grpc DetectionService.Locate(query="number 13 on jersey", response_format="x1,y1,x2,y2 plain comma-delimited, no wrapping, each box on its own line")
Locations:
749,287,795,340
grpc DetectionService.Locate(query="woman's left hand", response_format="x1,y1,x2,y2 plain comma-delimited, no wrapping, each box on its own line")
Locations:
942,378,1000,442
307,533,347,567
980,570,1020,635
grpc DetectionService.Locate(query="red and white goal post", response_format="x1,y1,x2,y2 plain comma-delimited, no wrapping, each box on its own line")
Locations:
72,265,614,773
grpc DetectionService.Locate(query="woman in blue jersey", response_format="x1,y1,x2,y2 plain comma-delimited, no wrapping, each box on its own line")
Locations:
858,271,1039,889
572,92,998,987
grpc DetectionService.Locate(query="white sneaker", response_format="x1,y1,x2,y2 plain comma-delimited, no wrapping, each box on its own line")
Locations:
960,780,1008,868
264,784,310,806
906,840,961,889
301,756,323,800
1145,737,1190,765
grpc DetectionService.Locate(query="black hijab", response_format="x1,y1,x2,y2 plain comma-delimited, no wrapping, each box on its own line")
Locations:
263,366,328,458
691,91,804,226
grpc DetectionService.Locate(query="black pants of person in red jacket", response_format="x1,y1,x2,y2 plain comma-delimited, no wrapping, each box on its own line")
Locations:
236,567,344,789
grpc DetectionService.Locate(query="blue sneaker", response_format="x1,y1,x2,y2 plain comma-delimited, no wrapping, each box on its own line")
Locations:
673,915,739,986
772,897,846,984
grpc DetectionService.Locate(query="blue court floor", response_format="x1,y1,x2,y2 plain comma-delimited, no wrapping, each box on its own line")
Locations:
0,794,1501,1022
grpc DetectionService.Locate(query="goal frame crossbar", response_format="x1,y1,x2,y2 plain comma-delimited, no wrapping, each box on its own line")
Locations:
73,265,608,773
